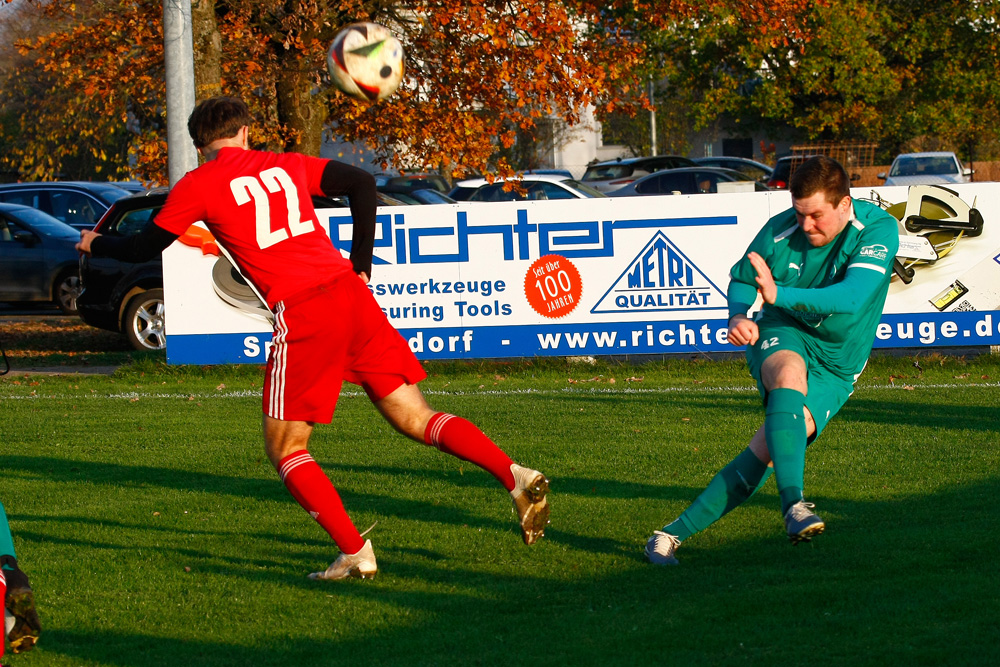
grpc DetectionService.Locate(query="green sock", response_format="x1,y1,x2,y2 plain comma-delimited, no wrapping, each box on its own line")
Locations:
0,500,16,569
765,388,807,514
664,447,773,541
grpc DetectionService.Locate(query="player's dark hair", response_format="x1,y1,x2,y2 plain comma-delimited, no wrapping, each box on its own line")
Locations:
789,156,850,205
188,97,252,149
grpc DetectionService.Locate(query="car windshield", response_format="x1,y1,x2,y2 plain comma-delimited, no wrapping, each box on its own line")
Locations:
582,165,632,181
563,180,606,197
10,207,79,240
889,156,958,177
406,189,455,204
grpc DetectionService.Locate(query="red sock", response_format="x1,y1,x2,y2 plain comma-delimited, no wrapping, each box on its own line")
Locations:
424,413,516,490
278,451,365,555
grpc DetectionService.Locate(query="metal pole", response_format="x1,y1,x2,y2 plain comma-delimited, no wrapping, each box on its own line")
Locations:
649,77,657,156
163,0,199,186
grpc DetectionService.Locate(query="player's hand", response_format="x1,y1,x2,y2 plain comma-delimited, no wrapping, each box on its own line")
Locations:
748,251,777,304
728,314,759,347
76,230,100,256
357,271,370,284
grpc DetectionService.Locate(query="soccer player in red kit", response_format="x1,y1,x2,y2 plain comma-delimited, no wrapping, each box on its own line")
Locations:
77,96,550,580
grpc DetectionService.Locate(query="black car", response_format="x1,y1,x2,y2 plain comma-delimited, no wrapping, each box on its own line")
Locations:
78,192,374,351
0,181,135,232
77,192,168,350
0,203,82,314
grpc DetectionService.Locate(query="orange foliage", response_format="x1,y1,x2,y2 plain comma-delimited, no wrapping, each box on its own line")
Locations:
1,0,814,183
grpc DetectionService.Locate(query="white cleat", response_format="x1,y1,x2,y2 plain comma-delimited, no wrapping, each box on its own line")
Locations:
645,530,681,566
510,463,550,545
308,539,378,580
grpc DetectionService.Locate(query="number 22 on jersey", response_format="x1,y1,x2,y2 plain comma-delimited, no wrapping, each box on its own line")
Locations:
230,167,315,249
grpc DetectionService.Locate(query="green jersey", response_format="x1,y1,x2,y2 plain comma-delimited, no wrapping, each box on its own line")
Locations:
728,198,899,379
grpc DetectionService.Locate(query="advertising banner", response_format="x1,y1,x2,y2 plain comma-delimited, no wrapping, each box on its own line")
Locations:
162,183,1000,364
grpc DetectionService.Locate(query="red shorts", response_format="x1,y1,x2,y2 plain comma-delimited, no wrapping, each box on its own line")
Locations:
263,276,427,423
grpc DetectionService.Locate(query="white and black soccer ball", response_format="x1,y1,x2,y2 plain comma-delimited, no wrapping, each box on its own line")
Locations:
327,23,404,102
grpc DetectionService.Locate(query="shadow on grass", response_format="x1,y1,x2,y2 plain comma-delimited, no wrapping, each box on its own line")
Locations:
33,475,1000,667
840,394,999,432
4,452,659,560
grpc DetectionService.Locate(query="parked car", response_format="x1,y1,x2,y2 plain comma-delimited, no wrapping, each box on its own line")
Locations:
0,181,135,231
78,191,385,351
524,168,574,178
0,202,82,314
77,192,168,350
765,155,814,189
692,157,773,183
312,192,408,208
378,188,456,205
375,174,456,204
448,179,486,201
879,152,973,186
373,173,451,193
375,174,455,206
451,174,607,201
610,167,770,197
580,155,696,192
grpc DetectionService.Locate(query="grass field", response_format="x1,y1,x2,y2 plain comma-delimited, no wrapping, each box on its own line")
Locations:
1,347,999,666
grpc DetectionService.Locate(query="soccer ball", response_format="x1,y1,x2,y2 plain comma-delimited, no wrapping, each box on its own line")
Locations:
327,23,404,102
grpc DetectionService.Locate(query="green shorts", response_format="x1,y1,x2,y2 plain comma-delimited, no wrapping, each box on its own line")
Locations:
746,321,855,440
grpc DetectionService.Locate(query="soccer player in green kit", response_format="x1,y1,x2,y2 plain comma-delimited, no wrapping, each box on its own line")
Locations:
646,156,899,565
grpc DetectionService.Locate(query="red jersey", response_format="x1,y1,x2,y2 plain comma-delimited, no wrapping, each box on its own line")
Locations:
154,147,354,307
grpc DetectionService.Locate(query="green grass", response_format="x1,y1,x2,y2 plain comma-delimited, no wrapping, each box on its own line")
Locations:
1,354,999,666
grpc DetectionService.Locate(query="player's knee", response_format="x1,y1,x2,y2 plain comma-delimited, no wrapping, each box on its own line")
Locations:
385,406,433,442
263,439,304,468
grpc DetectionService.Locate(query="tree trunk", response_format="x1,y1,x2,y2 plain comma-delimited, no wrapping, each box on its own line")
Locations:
275,53,325,156
191,0,222,100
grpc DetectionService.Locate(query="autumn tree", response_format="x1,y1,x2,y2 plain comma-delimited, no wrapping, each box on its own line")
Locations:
0,0,814,183
641,0,1000,160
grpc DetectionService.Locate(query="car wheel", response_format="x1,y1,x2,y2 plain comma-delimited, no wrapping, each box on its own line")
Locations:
54,270,81,315
123,289,166,351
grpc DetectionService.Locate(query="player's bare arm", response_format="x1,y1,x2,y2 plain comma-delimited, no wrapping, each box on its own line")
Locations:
747,251,777,304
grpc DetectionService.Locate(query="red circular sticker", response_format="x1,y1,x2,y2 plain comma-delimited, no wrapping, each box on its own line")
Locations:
524,254,582,318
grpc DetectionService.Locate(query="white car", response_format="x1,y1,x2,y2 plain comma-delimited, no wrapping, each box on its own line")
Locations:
879,152,973,187
448,174,606,201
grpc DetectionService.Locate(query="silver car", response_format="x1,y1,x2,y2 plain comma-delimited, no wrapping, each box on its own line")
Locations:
879,152,973,187
580,155,696,192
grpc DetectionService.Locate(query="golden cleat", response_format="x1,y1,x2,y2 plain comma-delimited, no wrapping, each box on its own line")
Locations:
510,464,550,545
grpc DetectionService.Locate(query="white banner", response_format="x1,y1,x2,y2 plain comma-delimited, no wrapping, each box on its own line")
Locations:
163,184,1000,364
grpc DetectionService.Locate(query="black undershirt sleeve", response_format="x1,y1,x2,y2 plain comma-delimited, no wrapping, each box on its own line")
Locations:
320,160,377,277
90,222,180,263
